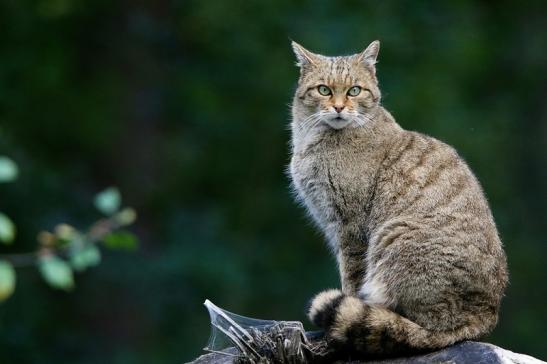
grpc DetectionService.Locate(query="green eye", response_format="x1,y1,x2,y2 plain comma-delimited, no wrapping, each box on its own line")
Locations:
347,86,361,97
317,85,332,96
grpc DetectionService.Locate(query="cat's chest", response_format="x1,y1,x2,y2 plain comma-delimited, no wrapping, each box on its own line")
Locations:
290,145,375,221
292,151,348,195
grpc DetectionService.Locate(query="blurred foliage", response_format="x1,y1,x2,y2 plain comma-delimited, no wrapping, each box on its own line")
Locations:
0,159,139,301
0,157,19,183
0,0,546,363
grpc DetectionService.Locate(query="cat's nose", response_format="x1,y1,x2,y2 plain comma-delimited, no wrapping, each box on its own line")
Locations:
334,105,345,113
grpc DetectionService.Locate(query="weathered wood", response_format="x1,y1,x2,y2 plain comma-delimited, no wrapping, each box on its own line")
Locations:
196,301,545,364
188,341,546,364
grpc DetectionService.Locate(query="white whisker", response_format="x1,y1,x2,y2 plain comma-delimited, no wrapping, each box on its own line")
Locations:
299,112,323,131
351,113,374,128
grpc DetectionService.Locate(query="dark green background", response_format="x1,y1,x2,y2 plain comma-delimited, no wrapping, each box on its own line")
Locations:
1,1,546,363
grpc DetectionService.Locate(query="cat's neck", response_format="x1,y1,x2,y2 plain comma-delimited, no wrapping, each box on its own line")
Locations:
291,106,401,154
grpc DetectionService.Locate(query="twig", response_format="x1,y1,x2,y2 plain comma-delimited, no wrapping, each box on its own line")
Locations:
0,214,125,268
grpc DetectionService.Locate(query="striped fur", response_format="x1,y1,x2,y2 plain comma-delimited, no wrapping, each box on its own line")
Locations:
289,41,508,358
308,290,496,357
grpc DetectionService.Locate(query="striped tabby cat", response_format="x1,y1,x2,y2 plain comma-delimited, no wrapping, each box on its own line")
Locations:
289,40,508,358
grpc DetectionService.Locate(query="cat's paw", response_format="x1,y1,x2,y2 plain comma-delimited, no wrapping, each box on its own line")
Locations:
307,289,345,328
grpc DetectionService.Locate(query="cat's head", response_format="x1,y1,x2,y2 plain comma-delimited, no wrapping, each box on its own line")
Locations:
291,40,381,130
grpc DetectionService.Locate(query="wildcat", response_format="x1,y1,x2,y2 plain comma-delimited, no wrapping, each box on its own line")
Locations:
289,40,508,358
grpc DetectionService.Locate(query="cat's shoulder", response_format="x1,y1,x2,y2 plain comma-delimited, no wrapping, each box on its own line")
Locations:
400,129,460,153
386,129,466,167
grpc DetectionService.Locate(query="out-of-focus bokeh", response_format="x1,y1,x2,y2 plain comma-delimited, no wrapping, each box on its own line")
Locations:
1,1,546,363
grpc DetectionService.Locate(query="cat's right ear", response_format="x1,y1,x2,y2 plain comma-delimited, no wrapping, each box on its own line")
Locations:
291,41,319,69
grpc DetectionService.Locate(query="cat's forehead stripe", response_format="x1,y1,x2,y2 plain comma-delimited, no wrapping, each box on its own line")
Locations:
325,57,356,85
322,57,357,86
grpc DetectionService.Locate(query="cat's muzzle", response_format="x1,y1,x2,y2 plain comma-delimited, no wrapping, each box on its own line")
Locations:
325,116,351,130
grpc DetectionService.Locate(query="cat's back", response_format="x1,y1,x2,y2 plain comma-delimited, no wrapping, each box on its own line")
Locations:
372,129,501,250
368,129,507,319
380,130,486,206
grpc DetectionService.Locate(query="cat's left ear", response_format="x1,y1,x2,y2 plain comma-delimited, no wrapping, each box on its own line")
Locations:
358,40,380,66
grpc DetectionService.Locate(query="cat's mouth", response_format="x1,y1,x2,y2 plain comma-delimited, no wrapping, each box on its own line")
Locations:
325,115,351,129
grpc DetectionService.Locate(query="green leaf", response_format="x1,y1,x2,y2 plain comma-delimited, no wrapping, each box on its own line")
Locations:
0,213,16,244
0,260,15,302
102,231,138,251
0,157,18,183
54,224,77,241
114,207,137,226
39,255,74,291
70,243,101,272
94,187,121,215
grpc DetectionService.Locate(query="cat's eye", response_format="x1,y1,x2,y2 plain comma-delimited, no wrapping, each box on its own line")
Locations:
347,86,361,97
317,85,332,96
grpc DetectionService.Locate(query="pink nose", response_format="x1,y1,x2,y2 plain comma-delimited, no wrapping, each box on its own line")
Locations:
334,105,345,113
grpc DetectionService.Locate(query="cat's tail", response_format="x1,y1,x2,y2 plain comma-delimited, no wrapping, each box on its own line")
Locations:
308,289,495,357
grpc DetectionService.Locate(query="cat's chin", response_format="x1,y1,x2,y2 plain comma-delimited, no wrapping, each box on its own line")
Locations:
325,117,352,130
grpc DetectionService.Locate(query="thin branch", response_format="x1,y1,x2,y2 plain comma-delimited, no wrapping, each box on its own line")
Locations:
0,214,124,268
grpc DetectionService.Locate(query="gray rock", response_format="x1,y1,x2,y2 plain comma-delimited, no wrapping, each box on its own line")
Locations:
187,341,546,364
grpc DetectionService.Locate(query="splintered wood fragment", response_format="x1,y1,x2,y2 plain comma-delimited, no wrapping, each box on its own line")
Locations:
205,300,254,342
203,349,239,358
214,325,249,355
228,326,262,359
203,300,335,363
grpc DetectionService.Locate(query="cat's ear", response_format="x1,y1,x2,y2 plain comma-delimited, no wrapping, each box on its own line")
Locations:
358,40,380,66
291,41,319,68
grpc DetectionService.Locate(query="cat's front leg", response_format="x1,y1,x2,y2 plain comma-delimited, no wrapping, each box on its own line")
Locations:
337,227,368,295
